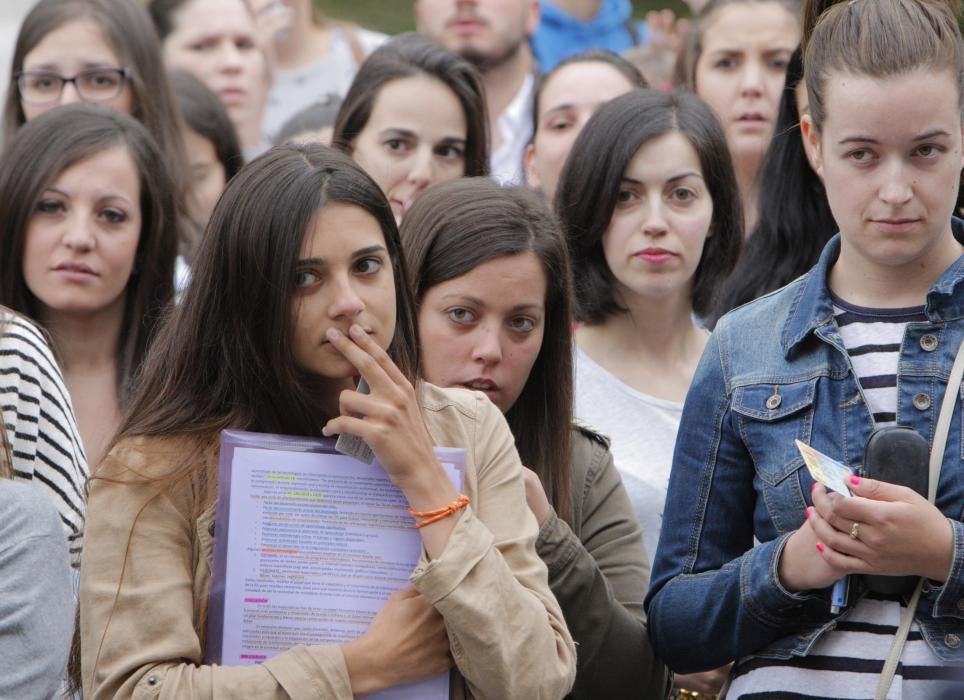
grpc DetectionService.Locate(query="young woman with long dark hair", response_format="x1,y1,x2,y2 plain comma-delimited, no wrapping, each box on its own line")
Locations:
0,106,177,468
402,178,671,698
79,145,575,699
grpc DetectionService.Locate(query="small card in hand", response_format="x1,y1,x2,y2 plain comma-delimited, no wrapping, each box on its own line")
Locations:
795,440,853,498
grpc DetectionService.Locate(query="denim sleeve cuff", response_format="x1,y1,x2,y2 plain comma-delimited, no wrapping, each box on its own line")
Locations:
741,533,823,627
930,518,964,619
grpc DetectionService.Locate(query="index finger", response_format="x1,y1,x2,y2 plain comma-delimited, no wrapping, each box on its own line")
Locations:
345,323,410,387
325,325,394,390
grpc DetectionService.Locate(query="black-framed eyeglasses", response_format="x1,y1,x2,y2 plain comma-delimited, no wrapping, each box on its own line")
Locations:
15,67,130,106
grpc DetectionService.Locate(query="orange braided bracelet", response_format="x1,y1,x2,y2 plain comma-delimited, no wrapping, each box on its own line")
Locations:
408,494,470,528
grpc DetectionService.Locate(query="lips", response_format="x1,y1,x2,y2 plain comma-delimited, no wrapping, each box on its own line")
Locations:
53,261,96,275
873,218,920,233
635,247,676,264
447,15,486,33
462,378,499,392
736,112,768,123
217,87,247,106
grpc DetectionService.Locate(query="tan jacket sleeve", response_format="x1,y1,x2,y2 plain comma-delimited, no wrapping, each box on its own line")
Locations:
536,432,670,699
414,394,577,700
79,446,353,700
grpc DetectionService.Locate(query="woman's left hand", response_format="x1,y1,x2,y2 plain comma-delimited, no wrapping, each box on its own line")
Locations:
322,324,449,494
809,477,954,582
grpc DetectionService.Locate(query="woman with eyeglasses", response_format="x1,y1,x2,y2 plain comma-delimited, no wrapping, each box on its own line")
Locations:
3,0,190,234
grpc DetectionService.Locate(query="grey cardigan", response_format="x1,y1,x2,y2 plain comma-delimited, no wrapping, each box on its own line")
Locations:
537,425,671,699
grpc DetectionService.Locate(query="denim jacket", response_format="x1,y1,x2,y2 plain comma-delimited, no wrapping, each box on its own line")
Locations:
645,221,964,674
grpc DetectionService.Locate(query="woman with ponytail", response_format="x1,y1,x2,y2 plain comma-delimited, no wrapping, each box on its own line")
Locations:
647,1,964,696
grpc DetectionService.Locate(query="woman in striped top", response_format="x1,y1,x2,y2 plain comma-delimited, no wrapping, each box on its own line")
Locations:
0,310,87,563
646,1,964,697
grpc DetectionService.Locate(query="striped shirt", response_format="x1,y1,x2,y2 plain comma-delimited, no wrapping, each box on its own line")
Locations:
1,312,88,564
725,297,959,698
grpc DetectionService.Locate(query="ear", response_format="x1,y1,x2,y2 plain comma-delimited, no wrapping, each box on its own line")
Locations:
525,0,540,36
800,113,824,179
523,143,541,191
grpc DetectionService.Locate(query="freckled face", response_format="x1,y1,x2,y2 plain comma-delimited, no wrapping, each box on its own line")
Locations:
418,252,547,413
289,202,397,379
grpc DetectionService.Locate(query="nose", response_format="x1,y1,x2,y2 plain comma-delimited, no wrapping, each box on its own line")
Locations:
739,59,764,97
327,275,366,321
407,147,434,191
62,212,95,252
218,42,244,73
471,324,503,366
878,160,914,207
641,198,669,237
59,81,83,106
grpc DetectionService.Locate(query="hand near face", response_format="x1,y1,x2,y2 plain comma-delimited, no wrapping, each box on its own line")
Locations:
343,586,453,695
808,479,954,583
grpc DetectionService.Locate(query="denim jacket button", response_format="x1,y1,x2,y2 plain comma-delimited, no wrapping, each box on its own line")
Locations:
766,394,782,410
913,393,932,410
146,675,159,686
920,334,939,351
945,633,961,648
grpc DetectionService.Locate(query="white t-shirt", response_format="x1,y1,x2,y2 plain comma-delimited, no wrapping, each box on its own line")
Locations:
262,27,386,143
573,345,682,564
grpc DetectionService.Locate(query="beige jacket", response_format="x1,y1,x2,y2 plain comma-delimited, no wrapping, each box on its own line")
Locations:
80,384,576,700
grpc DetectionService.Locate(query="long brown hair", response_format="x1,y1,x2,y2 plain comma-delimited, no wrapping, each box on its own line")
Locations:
400,179,574,525
112,144,420,485
3,0,195,256
0,105,178,407
803,0,963,132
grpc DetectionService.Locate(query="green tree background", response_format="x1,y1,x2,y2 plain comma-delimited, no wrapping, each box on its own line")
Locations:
318,1,691,35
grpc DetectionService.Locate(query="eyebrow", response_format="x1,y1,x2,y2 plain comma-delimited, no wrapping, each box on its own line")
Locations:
379,128,466,146
439,293,543,312
41,187,132,204
621,171,704,185
26,61,119,72
296,245,387,268
838,129,952,145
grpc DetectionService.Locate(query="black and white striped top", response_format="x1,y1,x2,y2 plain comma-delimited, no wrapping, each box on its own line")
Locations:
725,297,957,698
832,295,928,427
1,312,88,564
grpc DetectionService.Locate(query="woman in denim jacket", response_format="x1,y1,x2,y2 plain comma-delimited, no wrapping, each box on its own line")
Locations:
646,0,964,695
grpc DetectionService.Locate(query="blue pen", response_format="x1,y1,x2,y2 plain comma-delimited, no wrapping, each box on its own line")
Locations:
831,576,848,614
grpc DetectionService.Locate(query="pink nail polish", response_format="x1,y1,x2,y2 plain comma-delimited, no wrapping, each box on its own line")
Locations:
816,543,825,554
850,475,861,486
805,507,814,518
811,482,819,492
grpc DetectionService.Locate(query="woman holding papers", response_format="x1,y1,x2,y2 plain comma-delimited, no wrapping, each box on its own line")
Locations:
79,144,575,699
400,178,671,699
645,0,964,696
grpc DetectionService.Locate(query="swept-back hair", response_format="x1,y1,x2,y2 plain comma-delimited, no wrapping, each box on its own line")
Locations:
710,47,837,323
803,0,963,131
117,144,420,458
676,0,801,90
332,33,490,177
401,179,574,525
530,49,648,138
556,89,743,322
0,105,177,405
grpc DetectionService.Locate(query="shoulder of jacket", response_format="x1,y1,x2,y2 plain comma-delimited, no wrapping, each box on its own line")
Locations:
571,420,611,449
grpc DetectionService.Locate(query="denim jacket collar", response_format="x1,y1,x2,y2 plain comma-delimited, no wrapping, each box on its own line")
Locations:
783,218,964,358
